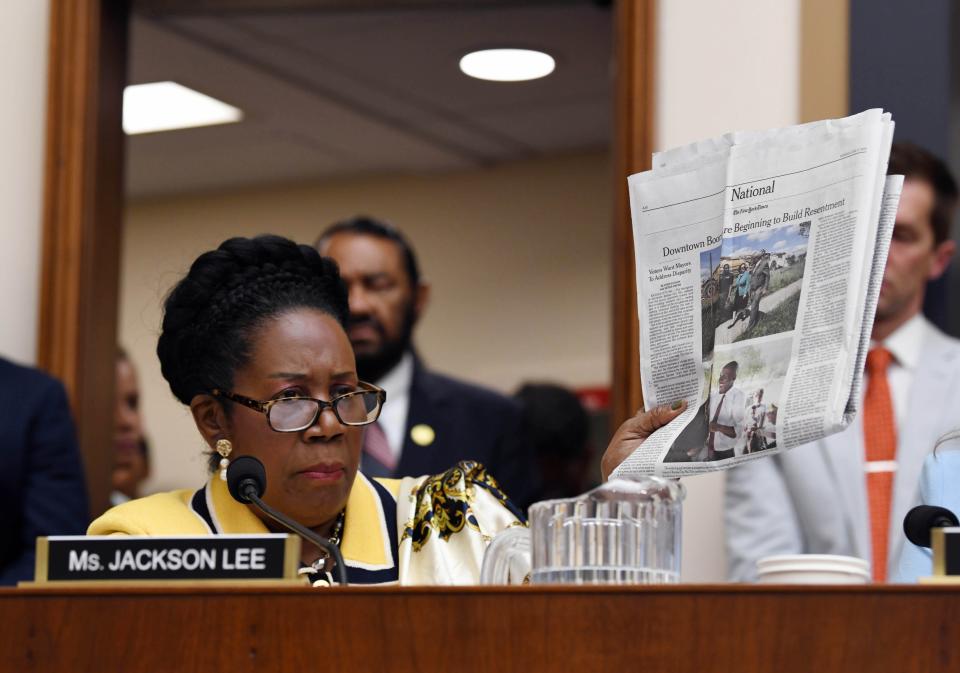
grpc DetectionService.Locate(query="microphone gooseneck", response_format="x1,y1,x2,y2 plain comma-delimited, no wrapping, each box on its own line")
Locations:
903,505,960,549
226,456,348,585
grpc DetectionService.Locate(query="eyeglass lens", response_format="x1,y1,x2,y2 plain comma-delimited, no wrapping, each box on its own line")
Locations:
268,392,380,430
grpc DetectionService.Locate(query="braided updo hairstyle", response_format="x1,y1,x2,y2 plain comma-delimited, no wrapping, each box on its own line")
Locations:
157,235,349,414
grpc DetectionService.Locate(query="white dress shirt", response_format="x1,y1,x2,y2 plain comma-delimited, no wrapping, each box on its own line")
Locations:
709,385,746,452
874,313,929,431
373,351,414,464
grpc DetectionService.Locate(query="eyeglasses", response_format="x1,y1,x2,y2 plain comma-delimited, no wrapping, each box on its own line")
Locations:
211,382,386,432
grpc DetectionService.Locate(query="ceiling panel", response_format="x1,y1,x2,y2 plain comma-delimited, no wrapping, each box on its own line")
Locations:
226,5,612,114
127,2,612,198
477,99,612,153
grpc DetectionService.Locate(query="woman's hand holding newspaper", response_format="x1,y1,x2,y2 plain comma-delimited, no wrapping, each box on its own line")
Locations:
601,400,688,480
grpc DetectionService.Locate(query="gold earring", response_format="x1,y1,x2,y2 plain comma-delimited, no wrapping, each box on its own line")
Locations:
216,439,233,481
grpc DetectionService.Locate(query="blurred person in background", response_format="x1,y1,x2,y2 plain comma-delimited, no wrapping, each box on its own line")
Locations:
891,441,960,582
515,383,592,501
111,350,150,507
0,357,88,585
317,216,534,508
726,143,960,583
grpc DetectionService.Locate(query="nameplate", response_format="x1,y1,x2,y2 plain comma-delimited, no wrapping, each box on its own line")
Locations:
932,527,960,576
33,535,301,584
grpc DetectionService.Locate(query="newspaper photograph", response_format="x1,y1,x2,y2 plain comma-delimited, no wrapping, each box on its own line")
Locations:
613,109,901,478
706,224,809,347
664,336,791,463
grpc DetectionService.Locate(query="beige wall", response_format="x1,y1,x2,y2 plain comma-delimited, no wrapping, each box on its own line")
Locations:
0,1,50,364
657,0,801,583
657,0,800,151
121,151,612,492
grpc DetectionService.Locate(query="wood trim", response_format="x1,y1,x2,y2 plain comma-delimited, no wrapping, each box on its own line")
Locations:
133,0,580,13
3,585,960,671
612,0,656,425
38,0,129,518
799,0,849,122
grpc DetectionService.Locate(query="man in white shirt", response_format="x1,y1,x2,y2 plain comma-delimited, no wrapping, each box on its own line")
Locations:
725,143,960,581
708,361,746,461
746,388,767,454
316,217,535,508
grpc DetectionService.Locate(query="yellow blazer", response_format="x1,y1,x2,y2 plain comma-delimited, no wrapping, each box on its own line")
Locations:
89,461,525,585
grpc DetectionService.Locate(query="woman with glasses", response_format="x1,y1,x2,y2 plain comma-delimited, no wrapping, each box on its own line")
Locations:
88,235,531,585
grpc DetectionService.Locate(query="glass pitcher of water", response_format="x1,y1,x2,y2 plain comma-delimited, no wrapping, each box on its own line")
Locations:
481,477,685,585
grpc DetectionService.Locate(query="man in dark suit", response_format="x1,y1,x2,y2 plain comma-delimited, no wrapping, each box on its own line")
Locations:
317,217,535,508
0,358,88,585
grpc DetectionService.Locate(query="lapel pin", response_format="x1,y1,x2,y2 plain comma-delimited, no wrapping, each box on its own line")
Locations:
410,424,436,447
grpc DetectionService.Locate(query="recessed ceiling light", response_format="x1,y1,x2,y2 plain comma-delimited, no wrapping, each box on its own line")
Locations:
459,48,556,82
123,81,243,135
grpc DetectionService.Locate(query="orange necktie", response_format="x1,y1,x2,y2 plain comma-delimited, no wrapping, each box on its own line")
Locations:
863,347,897,582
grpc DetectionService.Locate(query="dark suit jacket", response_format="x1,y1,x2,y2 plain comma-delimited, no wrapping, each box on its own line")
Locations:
395,357,536,511
0,358,88,585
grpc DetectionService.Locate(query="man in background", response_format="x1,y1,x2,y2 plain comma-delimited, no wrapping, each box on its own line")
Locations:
726,143,960,582
111,350,150,507
0,357,88,584
317,216,535,508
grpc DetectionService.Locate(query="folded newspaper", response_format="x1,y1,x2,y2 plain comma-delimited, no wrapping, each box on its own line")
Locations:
612,109,901,478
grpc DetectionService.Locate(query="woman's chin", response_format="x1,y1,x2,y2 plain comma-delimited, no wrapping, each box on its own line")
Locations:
276,475,353,524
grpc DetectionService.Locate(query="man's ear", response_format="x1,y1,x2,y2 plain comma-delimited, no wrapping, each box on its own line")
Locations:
929,239,956,281
189,394,230,448
412,281,431,324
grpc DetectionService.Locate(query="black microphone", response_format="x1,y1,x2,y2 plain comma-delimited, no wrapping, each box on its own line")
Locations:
227,456,348,585
903,505,960,548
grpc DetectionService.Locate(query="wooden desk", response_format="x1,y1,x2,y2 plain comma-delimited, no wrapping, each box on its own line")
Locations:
2,585,958,672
